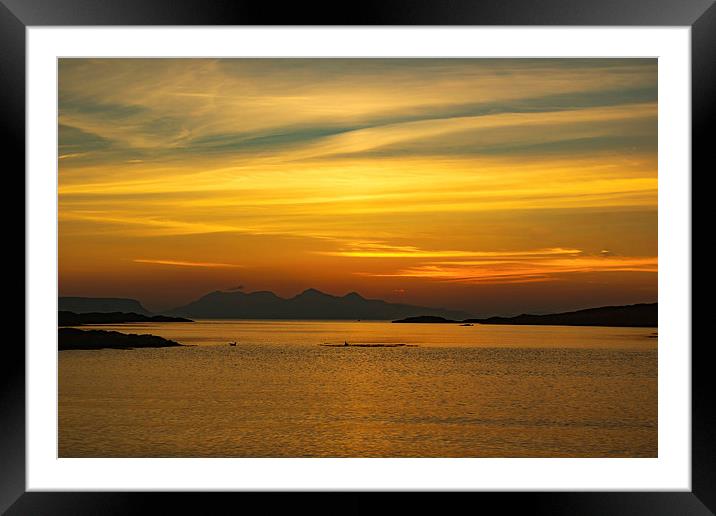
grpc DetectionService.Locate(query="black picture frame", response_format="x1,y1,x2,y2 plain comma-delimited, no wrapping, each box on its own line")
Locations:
4,0,709,513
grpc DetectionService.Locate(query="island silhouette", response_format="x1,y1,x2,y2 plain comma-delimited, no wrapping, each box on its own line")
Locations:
59,296,152,315
57,311,191,350
166,288,471,320
102,288,469,320
393,303,657,328
58,328,182,351
58,311,192,326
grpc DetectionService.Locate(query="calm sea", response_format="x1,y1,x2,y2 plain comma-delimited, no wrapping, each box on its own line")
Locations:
58,320,657,457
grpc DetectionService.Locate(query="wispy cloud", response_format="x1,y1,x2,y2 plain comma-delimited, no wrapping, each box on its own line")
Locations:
58,59,657,166
58,59,657,310
133,259,243,268
357,255,657,284
59,152,90,160
59,212,240,236
319,243,582,259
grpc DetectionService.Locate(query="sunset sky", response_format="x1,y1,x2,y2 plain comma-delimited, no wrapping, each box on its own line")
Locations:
58,59,657,316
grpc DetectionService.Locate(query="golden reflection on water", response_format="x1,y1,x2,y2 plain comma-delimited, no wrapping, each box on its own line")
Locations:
59,321,657,457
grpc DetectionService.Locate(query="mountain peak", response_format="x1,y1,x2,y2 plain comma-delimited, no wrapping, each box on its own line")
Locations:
250,290,280,298
297,288,331,297
343,291,364,300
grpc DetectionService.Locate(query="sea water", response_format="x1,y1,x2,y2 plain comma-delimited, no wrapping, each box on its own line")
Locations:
58,320,657,457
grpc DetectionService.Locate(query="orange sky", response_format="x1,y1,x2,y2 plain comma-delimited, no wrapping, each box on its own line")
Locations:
58,59,657,316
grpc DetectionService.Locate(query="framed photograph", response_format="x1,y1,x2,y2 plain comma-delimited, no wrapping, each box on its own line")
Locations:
7,0,710,513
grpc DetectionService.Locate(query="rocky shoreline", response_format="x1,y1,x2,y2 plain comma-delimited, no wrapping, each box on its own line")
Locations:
58,327,182,351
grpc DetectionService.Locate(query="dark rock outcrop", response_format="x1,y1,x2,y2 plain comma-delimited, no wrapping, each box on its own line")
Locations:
58,328,182,350
392,316,458,324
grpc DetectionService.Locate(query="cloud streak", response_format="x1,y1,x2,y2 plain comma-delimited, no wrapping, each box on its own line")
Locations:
133,259,243,268
319,244,582,259
357,255,657,285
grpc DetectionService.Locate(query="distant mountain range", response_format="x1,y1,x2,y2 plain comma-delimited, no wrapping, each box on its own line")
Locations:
168,288,469,320
59,297,152,315
393,303,657,328
57,292,657,326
